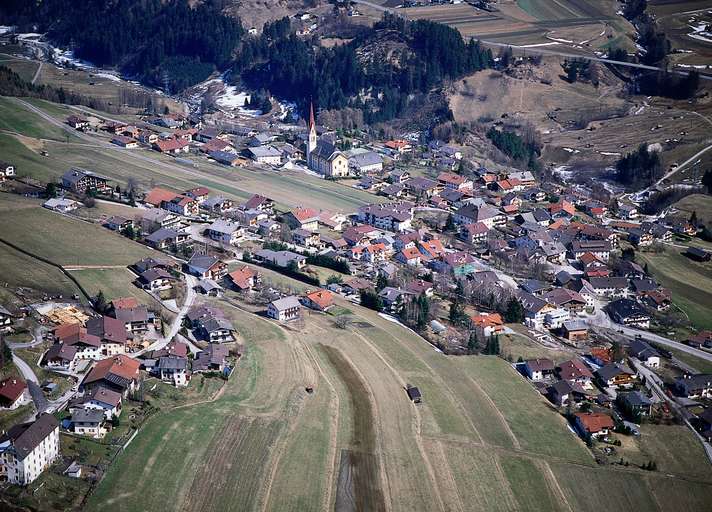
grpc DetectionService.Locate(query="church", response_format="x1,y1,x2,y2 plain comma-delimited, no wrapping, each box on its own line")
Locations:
306,104,349,178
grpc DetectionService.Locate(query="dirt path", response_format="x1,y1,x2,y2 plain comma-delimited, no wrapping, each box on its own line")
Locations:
539,460,574,512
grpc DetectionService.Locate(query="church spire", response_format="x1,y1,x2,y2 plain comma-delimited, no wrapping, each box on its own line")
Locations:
309,100,316,130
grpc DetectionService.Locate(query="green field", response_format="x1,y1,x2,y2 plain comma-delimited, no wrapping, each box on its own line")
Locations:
0,242,81,299
0,196,155,267
68,268,156,305
673,194,712,227
0,133,61,183
0,96,76,141
638,248,712,330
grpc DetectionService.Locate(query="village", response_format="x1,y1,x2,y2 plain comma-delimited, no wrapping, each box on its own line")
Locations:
1,94,712,494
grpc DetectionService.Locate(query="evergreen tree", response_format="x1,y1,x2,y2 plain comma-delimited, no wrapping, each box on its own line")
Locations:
504,298,524,323
445,213,456,232
702,169,712,194
376,273,388,292
93,290,107,314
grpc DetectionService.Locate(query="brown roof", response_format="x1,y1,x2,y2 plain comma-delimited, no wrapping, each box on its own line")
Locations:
111,297,140,310
84,355,140,386
558,359,593,380
0,377,27,404
144,187,179,207
53,322,83,341
227,266,257,289
291,207,319,222
86,386,122,407
63,328,102,348
86,315,128,344
154,138,189,152
0,413,58,461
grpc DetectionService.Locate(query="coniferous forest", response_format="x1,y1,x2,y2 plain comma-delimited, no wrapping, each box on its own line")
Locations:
0,1,493,122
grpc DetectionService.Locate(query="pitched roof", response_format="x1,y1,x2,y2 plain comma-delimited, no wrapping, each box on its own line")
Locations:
0,377,27,403
227,265,258,289
144,187,179,206
575,412,614,433
0,413,58,461
84,355,140,386
305,290,334,309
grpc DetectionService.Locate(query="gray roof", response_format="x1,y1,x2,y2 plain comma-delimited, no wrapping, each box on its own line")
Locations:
270,296,301,311
158,356,187,370
249,145,282,159
71,407,105,424
61,167,108,184
349,151,382,168
0,413,58,461
208,219,241,234
146,228,182,243
188,254,221,272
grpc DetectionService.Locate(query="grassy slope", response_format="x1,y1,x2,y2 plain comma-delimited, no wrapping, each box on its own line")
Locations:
0,96,76,141
0,197,155,266
67,268,156,305
637,248,712,330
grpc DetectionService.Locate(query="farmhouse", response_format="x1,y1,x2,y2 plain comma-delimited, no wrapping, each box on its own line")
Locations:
267,296,302,322
0,413,60,485
248,145,282,165
61,168,111,194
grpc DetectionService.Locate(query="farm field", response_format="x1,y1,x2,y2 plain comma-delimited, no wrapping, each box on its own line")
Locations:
0,242,81,301
0,96,77,142
672,193,712,226
637,248,712,330
72,272,712,511
0,195,156,267
67,268,157,306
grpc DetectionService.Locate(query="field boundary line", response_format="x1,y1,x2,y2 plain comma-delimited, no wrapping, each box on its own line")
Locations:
466,376,522,450
351,329,445,512
307,343,342,512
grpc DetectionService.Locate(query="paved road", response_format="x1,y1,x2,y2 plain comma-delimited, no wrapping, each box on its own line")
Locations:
134,273,197,356
631,358,712,464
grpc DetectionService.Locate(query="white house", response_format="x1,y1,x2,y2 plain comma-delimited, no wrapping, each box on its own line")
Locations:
267,296,301,322
206,219,244,245
0,414,60,485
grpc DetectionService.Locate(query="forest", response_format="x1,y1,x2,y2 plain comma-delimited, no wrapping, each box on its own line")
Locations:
0,0,243,92
615,144,663,188
237,13,494,122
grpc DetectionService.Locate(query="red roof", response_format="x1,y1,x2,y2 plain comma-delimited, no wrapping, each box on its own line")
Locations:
145,187,179,207
154,138,189,153
84,355,140,385
385,139,410,150
111,297,140,310
228,266,257,289
53,322,83,341
470,312,504,328
187,186,210,197
437,172,466,185
0,377,27,404
292,207,319,222
305,290,334,310
400,247,422,260
575,412,614,433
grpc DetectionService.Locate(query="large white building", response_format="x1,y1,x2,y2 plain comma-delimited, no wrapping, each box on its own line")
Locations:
0,414,60,485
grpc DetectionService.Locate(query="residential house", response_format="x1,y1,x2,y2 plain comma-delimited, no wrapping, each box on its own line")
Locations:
348,151,383,174
186,254,228,280
44,343,78,372
588,277,629,298
0,378,30,410
71,408,105,438
557,359,594,390
434,251,477,277
292,228,321,248
0,414,60,485
202,196,234,214
255,249,306,269
210,151,246,167
453,204,506,229
284,207,319,232
460,222,490,244
470,312,505,339
140,208,182,234
574,412,614,440
199,317,236,343
43,198,80,213
617,391,653,417
136,268,174,292
523,359,555,381
70,386,122,420
561,320,588,344
606,298,650,328
162,195,199,217
437,172,472,191
596,363,636,389
206,219,243,245
61,168,110,194
86,315,129,357
145,228,190,250
378,287,413,314
248,145,282,165
571,240,611,262
226,266,260,292
193,344,230,373
674,374,712,399
303,290,334,311
144,187,180,208
628,339,660,369
81,355,141,397
267,296,302,322
153,138,190,154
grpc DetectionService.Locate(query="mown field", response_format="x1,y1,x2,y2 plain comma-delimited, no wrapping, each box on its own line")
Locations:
67,268,156,306
0,195,155,267
637,248,712,330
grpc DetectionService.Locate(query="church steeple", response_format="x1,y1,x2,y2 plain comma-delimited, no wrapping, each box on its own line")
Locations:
306,100,317,164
